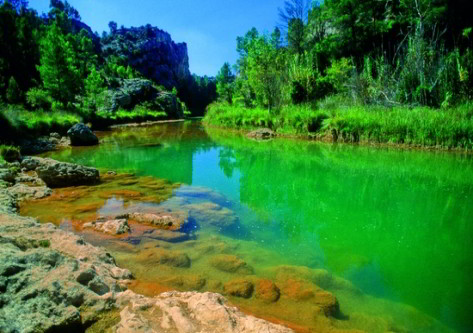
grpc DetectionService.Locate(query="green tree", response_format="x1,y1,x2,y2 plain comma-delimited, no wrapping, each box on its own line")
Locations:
288,18,305,55
37,22,80,105
216,62,235,104
84,66,105,113
6,76,22,103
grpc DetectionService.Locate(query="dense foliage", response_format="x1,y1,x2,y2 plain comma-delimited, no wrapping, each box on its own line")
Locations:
209,0,473,148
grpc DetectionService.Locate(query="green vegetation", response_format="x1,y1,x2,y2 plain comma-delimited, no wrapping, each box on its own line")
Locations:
0,144,21,162
207,0,473,149
0,0,199,141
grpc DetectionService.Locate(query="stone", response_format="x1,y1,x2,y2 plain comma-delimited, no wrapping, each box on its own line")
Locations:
224,279,254,298
67,123,99,146
145,229,190,242
162,275,206,291
185,202,239,229
247,128,276,140
255,279,280,303
20,157,42,171
210,255,254,275
313,290,340,317
83,219,131,235
0,168,16,183
7,183,52,201
50,132,61,139
130,211,188,230
35,158,100,188
114,290,293,333
147,248,191,268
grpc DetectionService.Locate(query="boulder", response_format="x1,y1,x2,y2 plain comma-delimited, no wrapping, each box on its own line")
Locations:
210,255,254,275
255,279,280,303
129,211,188,230
145,229,190,243
313,290,340,317
144,248,191,268
67,123,99,146
224,279,254,298
247,128,276,140
7,184,52,201
83,219,131,235
185,202,239,229
20,157,42,171
36,158,100,188
0,168,16,183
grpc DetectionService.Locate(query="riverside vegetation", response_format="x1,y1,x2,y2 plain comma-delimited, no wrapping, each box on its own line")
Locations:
205,0,473,149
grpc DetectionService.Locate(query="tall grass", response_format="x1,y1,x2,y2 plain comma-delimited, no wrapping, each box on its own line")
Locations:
203,99,473,149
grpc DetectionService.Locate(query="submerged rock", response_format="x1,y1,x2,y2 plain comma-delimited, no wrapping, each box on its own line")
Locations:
129,211,188,230
67,123,99,146
210,254,254,275
145,229,190,243
35,158,100,188
185,202,239,229
255,279,280,303
224,279,254,298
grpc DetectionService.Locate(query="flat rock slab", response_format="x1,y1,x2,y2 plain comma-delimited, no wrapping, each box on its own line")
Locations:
35,158,100,188
145,229,190,243
247,128,276,140
83,219,131,235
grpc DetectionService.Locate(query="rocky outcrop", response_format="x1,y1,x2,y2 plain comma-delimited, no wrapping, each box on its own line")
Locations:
67,123,99,146
83,218,131,235
35,158,100,188
101,25,191,90
104,78,184,118
114,290,293,333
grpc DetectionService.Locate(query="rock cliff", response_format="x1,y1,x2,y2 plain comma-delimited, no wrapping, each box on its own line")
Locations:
101,25,191,89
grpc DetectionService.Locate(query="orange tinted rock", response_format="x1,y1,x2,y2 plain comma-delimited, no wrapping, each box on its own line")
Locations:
224,279,254,298
255,279,280,303
210,254,254,275
281,278,315,301
313,290,340,317
162,275,206,290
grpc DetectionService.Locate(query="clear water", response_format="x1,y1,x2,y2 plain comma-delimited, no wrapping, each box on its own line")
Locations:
31,121,473,332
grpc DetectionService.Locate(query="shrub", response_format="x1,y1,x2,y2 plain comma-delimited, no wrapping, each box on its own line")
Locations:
6,77,23,104
26,88,53,109
0,145,21,162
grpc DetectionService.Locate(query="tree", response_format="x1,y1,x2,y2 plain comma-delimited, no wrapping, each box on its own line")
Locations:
6,76,22,103
216,62,235,104
84,66,105,112
108,21,117,34
278,0,310,30
246,36,285,111
37,22,80,105
288,18,305,55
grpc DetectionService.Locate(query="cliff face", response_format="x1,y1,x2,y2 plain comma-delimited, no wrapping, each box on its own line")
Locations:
101,25,191,89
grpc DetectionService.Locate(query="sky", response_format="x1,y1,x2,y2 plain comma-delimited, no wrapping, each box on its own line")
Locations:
28,0,287,77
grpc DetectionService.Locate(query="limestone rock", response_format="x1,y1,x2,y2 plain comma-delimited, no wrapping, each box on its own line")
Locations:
255,279,280,303
35,158,100,188
185,202,239,229
7,183,52,201
130,211,188,230
210,254,254,275
67,123,99,146
83,219,131,235
114,290,293,333
224,279,254,298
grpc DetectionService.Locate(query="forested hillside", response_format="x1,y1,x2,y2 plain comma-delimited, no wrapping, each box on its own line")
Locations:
0,0,216,142
206,0,473,148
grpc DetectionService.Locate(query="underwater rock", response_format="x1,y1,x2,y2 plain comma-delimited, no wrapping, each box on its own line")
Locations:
143,247,191,268
162,275,206,291
185,202,238,229
247,128,276,140
210,254,254,275
83,219,131,235
145,229,190,242
67,123,99,146
35,158,100,188
129,210,188,230
224,279,254,298
313,290,340,317
255,279,280,303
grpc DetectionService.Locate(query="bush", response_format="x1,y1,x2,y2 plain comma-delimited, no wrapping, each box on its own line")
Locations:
26,88,53,109
6,77,23,104
0,145,21,162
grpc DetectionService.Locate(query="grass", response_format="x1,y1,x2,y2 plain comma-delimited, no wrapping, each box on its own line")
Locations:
2,105,82,138
94,106,168,128
203,97,473,149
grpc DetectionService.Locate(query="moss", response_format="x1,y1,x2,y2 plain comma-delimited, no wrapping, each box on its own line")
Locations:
0,145,21,162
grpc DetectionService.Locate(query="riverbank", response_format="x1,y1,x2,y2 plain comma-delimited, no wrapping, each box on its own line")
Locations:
203,101,473,151
0,157,294,333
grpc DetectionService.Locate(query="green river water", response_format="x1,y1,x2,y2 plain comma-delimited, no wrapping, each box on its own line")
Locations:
29,121,473,332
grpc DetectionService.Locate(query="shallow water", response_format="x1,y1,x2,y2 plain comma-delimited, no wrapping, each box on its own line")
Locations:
23,121,473,332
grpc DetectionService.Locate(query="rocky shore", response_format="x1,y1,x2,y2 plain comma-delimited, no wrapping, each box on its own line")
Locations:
0,156,293,333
